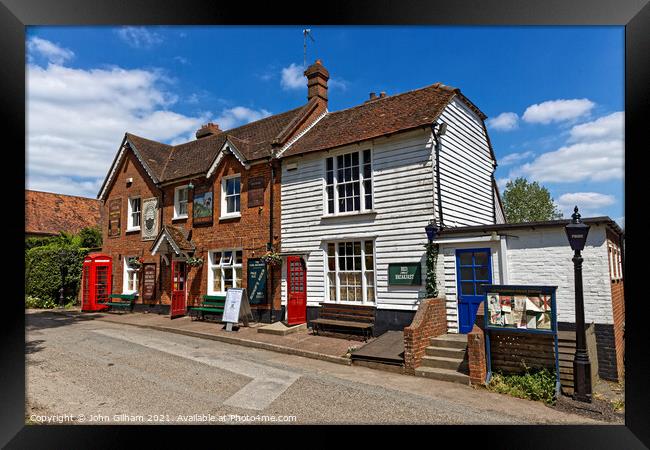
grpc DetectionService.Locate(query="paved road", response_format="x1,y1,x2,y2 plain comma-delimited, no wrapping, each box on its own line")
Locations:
26,311,599,425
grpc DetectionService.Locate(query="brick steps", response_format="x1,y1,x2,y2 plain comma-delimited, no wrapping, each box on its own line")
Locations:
416,334,469,384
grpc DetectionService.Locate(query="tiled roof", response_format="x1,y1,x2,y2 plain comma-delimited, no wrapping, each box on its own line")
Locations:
282,83,471,157
150,224,195,253
125,105,308,183
25,190,102,236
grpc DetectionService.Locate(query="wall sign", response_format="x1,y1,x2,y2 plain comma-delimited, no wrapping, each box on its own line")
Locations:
247,258,267,305
388,263,422,285
247,176,265,208
141,197,159,240
142,263,157,300
108,198,121,237
193,184,213,225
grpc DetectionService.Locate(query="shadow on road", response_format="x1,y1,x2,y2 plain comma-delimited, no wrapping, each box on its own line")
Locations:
25,339,46,354
26,310,103,332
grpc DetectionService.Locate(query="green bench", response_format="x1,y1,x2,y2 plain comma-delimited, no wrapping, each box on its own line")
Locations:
189,295,226,321
105,293,137,313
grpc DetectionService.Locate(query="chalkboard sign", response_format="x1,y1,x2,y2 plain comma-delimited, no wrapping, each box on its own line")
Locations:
142,263,156,300
247,258,267,305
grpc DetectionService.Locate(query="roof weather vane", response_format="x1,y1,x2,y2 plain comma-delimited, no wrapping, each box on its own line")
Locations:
303,28,315,68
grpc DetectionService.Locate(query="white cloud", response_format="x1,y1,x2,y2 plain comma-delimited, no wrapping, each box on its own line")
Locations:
281,63,306,90
569,111,624,142
27,37,74,65
508,111,624,184
496,177,510,191
499,151,534,166
510,139,623,183
522,98,595,124
116,27,163,49
329,78,348,91
214,106,272,130
487,112,519,131
556,192,616,217
26,62,210,195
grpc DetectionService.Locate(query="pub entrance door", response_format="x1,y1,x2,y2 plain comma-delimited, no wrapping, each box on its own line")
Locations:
287,256,307,325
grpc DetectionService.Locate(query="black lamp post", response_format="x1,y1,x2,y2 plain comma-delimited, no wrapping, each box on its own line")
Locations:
565,206,592,403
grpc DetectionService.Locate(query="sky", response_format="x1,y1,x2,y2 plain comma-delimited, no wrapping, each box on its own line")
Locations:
25,26,624,226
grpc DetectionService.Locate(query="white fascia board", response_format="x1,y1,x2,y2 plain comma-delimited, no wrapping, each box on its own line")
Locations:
432,235,499,245
276,110,328,158
206,139,249,179
151,229,181,256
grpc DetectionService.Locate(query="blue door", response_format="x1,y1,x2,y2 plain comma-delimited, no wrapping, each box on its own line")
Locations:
456,248,492,334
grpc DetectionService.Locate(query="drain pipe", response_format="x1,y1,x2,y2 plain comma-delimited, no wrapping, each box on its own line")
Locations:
268,159,276,323
431,122,447,228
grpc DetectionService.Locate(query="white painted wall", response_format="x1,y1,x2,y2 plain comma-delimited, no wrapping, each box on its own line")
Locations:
437,225,614,332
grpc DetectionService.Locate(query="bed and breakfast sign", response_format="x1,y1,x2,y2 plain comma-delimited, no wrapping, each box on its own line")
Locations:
388,263,422,286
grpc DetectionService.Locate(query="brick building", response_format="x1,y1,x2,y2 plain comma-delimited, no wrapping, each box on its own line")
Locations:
97,60,329,321
25,189,102,238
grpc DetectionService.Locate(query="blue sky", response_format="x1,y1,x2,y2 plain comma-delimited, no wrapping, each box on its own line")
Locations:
25,26,624,225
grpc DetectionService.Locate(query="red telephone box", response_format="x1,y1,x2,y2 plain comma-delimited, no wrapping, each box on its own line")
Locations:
81,254,112,312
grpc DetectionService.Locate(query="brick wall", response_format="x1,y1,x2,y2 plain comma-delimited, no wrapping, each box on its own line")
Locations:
403,297,446,374
101,150,161,302
611,280,625,381
101,148,282,315
467,324,486,385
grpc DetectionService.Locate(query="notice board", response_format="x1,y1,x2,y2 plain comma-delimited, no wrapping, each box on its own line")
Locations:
108,198,121,237
247,176,265,208
223,288,252,325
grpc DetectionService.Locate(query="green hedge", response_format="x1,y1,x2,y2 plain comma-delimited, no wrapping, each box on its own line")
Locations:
25,245,89,305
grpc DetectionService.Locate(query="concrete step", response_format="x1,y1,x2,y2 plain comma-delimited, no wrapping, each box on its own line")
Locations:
414,366,470,384
420,355,468,371
429,334,468,350
425,345,467,358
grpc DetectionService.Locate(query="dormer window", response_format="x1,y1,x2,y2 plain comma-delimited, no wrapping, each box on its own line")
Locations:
174,186,189,219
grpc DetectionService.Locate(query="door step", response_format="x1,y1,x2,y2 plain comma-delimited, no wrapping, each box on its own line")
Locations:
414,366,470,384
420,355,468,371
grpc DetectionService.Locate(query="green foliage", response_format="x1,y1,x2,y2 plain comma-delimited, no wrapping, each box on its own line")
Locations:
25,244,88,306
25,236,56,252
77,226,102,248
488,367,557,405
502,177,563,223
424,242,439,298
25,295,57,309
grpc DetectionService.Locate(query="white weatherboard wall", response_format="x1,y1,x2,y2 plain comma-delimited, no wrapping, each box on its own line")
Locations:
438,225,613,332
280,129,434,311
437,98,495,228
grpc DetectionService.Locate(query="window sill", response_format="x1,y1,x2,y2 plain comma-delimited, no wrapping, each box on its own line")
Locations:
219,214,241,222
126,227,141,233
172,215,188,222
321,210,376,219
321,300,376,307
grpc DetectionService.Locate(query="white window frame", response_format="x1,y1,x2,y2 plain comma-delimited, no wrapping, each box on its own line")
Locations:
323,148,374,217
325,239,376,304
207,249,243,294
173,185,189,219
123,257,139,294
220,174,241,219
127,196,141,231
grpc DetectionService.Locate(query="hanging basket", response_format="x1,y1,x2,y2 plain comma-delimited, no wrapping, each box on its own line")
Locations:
261,252,282,267
186,256,204,268
127,256,144,271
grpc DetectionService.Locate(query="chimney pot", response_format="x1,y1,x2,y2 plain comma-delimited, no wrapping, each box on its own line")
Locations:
196,122,221,139
379,91,387,98
369,92,377,100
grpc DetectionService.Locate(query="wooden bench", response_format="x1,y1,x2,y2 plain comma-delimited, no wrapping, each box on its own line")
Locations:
105,293,137,313
311,303,375,341
189,295,226,321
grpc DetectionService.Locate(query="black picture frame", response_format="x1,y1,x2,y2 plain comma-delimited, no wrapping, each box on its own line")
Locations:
7,1,648,447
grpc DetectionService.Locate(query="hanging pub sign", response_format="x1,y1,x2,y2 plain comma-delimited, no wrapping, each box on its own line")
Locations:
108,198,121,238
388,263,422,286
247,176,265,208
141,197,159,241
192,184,213,225
142,263,157,300
247,258,267,305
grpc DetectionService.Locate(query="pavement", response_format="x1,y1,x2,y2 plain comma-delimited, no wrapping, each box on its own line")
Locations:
25,309,604,425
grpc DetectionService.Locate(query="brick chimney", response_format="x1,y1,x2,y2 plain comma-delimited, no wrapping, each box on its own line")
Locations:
195,122,221,139
304,59,329,105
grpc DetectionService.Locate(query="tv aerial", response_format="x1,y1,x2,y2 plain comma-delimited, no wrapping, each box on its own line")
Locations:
303,28,315,68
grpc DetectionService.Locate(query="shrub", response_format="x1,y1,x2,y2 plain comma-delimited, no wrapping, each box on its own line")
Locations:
488,367,557,405
25,295,57,309
77,226,102,249
25,244,88,305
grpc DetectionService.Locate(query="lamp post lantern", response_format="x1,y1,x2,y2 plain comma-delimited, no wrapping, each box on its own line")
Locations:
425,219,439,243
565,206,592,402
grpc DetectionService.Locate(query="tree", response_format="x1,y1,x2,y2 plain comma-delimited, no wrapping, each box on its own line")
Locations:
502,177,563,223
77,226,102,249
